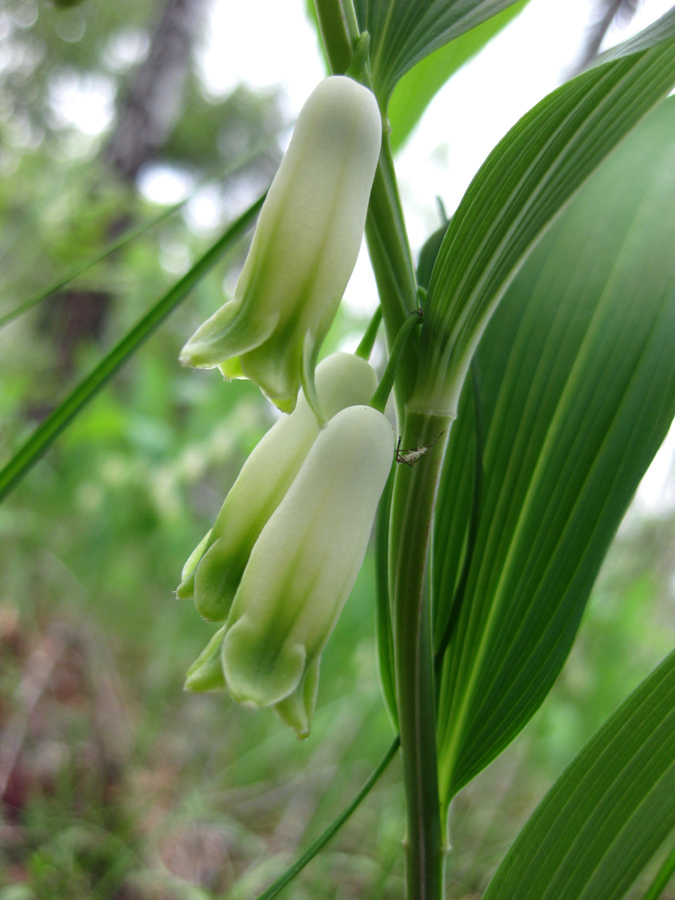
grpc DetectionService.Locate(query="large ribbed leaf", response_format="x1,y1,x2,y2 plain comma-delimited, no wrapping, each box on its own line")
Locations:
353,0,525,100
483,648,675,900
387,1,529,152
434,97,675,808
410,8,675,416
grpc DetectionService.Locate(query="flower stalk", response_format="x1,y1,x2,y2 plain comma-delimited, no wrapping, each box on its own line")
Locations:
314,2,448,896
355,306,382,360
370,309,423,413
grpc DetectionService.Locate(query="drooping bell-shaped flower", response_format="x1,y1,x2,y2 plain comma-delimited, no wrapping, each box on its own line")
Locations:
176,352,378,622
220,404,394,738
179,76,382,412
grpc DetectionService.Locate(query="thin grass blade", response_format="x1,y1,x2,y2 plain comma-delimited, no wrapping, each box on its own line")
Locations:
0,195,264,504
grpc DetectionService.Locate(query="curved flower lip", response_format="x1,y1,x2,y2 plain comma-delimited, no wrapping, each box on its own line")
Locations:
220,404,395,737
176,352,378,622
176,529,211,601
179,76,382,412
184,625,226,693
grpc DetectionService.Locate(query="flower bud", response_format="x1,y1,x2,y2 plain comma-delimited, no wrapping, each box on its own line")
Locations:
179,76,382,412
177,353,378,621
221,404,394,738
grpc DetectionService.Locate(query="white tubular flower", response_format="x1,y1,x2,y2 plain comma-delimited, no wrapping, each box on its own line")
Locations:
177,353,378,622
221,404,394,738
179,76,382,412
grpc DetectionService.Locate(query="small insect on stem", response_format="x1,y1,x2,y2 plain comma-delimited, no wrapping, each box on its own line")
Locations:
395,432,445,466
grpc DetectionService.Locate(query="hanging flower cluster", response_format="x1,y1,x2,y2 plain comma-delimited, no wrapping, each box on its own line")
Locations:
179,77,393,737
185,395,393,737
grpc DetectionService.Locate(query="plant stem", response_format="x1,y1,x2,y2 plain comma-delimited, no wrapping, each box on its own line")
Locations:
370,309,423,413
314,0,419,415
314,6,441,896
390,412,451,900
313,0,352,74
355,305,382,359
255,736,401,900
365,139,420,411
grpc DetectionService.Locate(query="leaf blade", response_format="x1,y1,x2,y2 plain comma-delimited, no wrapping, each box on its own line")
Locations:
483,648,675,900
0,195,264,504
0,204,179,332
433,96,675,805
411,11,675,415
0,142,273,331
387,1,529,152
355,0,526,99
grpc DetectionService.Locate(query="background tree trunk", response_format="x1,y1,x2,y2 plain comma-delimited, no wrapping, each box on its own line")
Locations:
105,0,210,182
573,0,642,73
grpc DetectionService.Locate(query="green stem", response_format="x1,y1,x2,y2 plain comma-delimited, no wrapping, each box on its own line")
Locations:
355,306,382,360
340,0,361,42
390,411,451,900
313,0,352,73
314,0,419,418
315,6,437,897
370,309,423,413
255,736,400,900
365,138,420,414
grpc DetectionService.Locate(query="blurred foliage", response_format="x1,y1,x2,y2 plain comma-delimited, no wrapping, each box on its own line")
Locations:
0,2,399,896
1,0,675,898
0,0,283,450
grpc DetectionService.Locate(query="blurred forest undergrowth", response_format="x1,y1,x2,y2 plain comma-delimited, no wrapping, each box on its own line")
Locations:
1,0,675,897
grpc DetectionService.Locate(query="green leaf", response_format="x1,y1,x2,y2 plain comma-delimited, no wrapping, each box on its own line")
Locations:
0,204,180,332
416,221,450,292
387,1,529,152
0,195,264,504
482,648,675,900
411,8,675,416
433,97,675,808
354,0,526,100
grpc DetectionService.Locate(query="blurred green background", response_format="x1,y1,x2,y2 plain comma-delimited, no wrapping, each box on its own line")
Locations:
1,1,675,898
